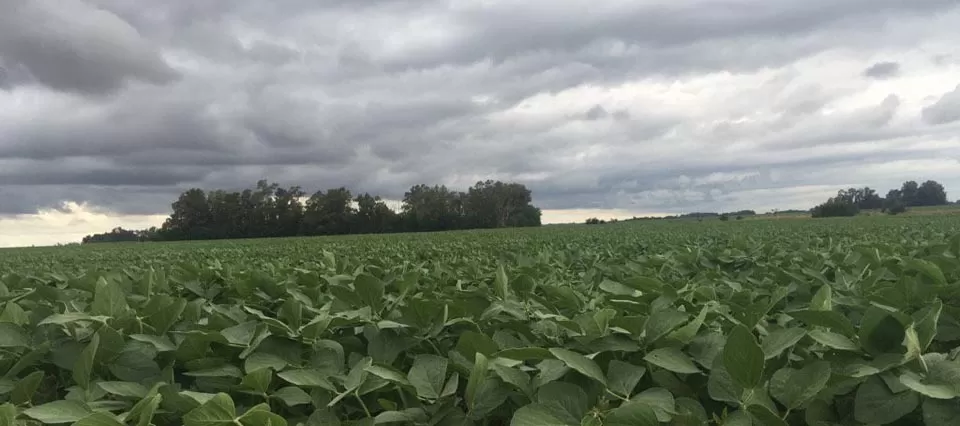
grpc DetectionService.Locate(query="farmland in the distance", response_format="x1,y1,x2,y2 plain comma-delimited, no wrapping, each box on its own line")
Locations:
1,215,960,425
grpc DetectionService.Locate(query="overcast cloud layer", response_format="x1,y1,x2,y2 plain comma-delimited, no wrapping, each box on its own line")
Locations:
2,0,960,244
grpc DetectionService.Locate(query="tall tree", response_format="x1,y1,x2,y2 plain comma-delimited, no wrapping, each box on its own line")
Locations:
465,180,540,228
274,186,305,237
900,181,919,206
162,188,212,239
301,187,355,235
916,180,948,206
402,184,461,231
355,193,398,234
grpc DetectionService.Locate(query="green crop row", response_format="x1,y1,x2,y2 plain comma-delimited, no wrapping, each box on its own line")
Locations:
0,216,959,425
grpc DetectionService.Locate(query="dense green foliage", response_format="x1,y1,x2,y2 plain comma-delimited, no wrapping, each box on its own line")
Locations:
83,180,541,243
811,199,859,218
4,215,960,425
812,180,950,218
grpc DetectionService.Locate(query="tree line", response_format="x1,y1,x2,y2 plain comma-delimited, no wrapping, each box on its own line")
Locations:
811,180,950,218
82,180,542,243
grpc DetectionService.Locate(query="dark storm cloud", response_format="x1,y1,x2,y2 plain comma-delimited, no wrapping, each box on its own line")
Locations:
921,84,960,125
0,0,179,96
863,61,901,79
1,0,959,218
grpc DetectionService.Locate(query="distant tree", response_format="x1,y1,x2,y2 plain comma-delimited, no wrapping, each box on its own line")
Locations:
886,200,907,215
464,180,540,228
900,181,919,206
355,193,399,234
811,197,859,218
719,214,729,221
274,186,305,237
82,227,145,243
301,187,355,235
162,188,213,240
916,180,948,206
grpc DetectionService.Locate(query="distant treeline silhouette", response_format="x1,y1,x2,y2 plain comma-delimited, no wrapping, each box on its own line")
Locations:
812,180,950,218
82,180,542,243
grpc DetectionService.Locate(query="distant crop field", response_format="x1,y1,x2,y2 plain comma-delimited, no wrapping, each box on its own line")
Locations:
1,215,959,425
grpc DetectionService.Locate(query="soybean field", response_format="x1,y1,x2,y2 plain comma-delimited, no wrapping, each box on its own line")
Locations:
1,215,960,425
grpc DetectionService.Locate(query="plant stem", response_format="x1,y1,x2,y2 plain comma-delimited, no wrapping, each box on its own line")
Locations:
355,391,372,418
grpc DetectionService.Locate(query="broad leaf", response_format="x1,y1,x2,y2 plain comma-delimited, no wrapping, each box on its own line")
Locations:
644,347,701,375
407,354,448,400
723,325,764,388
548,348,607,385
853,376,919,425
23,400,93,424
769,361,830,409
603,402,658,426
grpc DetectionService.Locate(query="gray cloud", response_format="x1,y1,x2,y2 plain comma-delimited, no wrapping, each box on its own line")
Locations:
0,0,179,96
1,0,960,219
922,84,960,125
863,61,901,79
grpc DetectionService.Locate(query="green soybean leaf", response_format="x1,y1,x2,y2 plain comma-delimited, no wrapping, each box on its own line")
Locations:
495,265,509,301
98,381,149,399
707,361,742,404
240,368,273,394
606,360,646,398
787,310,856,336
537,381,588,424
245,352,288,374
407,354,448,400
73,332,100,389
808,330,859,351
354,274,384,313
132,394,162,426
644,347,701,375
604,402,658,426
747,404,787,426
510,403,572,426
0,323,29,348
277,369,335,391
761,328,807,359
72,412,125,426
897,353,960,399
810,285,832,311
903,257,946,286
271,386,311,407
723,325,764,388
11,370,44,405
923,398,960,426
182,393,236,426
237,406,287,426
0,403,15,426
91,277,128,317
457,331,499,362
495,347,555,361
644,309,689,346
914,300,942,351
365,365,411,387
769,361,831,409
466,352,491,413
23,400,93,424
630,388,675,422
549,348,607,385
853,376,919,425
859,306,907,356
129,334,177,352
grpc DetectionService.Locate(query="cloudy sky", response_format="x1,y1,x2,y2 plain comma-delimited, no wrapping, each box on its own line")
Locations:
2,0,960,246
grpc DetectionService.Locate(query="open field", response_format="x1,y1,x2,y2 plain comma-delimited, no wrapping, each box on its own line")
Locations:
1,216,960,425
